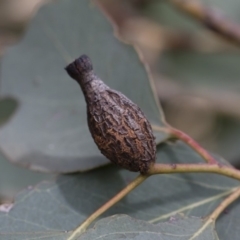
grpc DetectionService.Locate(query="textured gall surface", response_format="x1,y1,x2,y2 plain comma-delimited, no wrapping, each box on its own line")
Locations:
65,55,156,173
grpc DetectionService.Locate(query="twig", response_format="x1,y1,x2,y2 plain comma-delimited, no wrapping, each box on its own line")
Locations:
148,163,239,177
169,128,218,164
152,125,218,164
207,187,240,220
67,174,148,240
169,0,240,46
189,187,240,240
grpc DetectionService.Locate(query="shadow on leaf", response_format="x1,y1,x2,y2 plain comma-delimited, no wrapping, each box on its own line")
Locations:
56,165,127,217
0,96,18,127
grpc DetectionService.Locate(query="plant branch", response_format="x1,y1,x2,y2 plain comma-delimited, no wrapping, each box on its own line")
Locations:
67,174,148,240
148,163,240,179
169,0,240,46
169,128,218,164
151,125,218,164
189,187,240,240
207,187,240,220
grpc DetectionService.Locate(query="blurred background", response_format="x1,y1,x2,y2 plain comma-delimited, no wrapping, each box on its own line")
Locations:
1,0,240,202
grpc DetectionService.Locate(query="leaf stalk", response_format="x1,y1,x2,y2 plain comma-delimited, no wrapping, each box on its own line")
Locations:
68,174,148,240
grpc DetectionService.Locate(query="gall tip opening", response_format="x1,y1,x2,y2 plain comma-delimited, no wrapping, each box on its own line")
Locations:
65,54,93,80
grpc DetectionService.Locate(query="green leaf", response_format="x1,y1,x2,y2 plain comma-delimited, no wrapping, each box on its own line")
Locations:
0,0,167,173
0,97,49,201
0,142,238,239
79,214,216,240
0,150,50,201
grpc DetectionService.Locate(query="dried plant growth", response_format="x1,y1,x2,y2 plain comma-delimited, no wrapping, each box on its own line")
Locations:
65,55,156,174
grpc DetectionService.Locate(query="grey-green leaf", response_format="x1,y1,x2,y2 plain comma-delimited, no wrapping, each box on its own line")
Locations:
0,150,50,202
0,142,238,239
0,0,167,173
79,214,216,240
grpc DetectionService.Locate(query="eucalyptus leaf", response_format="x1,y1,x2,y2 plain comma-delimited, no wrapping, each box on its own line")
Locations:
0,98,49,201
0,142,239,239
0,0,167,173
0,150,50,202
79,214,216,240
